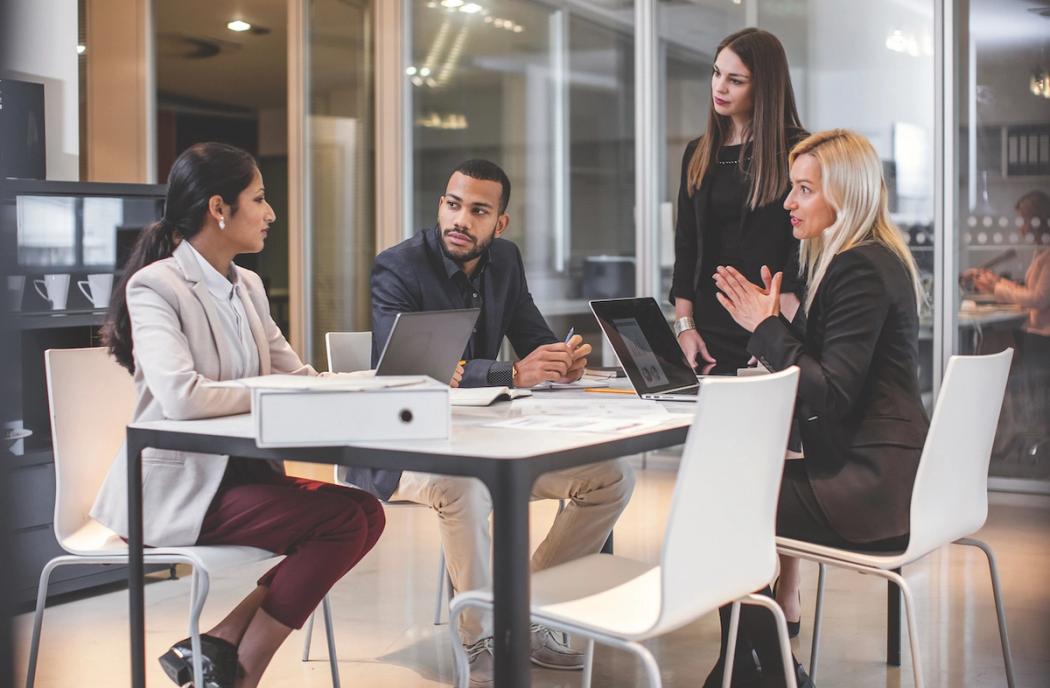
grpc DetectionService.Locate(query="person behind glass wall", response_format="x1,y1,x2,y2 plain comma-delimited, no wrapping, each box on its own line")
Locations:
669,27,808,636
965,190,1050,462
710,129,929,687
91,143,385,688
363,160,634,687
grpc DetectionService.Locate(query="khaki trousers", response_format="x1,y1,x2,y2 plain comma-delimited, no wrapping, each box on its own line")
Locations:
390,459,635,644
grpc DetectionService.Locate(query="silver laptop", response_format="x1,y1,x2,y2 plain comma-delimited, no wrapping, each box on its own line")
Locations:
376,308,480,384
590,297,704,401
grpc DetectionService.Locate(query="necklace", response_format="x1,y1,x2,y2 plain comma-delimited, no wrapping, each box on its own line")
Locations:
718,156,751,166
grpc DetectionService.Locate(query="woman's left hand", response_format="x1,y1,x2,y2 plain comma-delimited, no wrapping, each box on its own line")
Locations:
714,264,782,333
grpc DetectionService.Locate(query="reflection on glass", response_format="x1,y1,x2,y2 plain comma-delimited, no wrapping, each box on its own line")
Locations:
82,198,121,266
17,197,75,267
957,0,1050,482
306,0,375,365
409,0,635,317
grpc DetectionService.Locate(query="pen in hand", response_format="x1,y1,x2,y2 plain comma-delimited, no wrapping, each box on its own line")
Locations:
564,326,575,345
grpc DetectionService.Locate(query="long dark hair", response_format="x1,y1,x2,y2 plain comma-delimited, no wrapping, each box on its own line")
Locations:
687,28,803,209
103,142,258,372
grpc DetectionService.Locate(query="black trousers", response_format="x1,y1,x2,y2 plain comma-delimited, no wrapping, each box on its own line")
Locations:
715,462,907,686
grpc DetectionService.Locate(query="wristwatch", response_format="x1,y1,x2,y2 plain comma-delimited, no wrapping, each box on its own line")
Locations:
672,316,696,337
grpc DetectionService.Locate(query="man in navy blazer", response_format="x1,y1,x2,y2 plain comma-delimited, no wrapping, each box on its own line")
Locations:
347,160,635,686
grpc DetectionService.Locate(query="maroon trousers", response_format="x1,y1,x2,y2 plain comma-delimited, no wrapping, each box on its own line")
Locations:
196,459,385,629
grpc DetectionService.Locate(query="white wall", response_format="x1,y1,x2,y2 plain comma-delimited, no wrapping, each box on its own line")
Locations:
2,0,79,180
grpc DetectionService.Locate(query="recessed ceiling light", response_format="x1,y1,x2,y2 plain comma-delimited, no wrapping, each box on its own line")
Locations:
76,44,86,55
460,2,483,13
440,0,464,7
227,20,252,32
406,66,418,76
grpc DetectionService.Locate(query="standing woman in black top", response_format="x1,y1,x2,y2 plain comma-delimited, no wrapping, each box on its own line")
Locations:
669,27,808,636
671,27,806,371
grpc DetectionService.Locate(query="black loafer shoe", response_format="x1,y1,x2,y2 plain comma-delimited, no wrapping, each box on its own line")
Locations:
158,634,238,688
773,578,802,639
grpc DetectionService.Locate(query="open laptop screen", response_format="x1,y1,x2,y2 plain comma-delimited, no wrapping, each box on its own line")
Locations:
589,298,700,395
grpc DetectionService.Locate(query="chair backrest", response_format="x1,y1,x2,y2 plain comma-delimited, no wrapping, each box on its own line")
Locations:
44,347,138,546
325,331,373,373
655,367,799,635
904,349,1012,559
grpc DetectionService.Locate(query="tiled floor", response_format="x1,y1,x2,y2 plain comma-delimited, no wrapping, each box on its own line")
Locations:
13,456,1050,687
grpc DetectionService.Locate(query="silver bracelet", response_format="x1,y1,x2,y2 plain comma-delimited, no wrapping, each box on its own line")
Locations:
673,316,696,337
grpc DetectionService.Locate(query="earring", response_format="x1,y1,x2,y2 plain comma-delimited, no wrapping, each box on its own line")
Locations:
219,218,226,230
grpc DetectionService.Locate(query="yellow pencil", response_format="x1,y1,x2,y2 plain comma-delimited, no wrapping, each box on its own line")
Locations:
583,387,635,395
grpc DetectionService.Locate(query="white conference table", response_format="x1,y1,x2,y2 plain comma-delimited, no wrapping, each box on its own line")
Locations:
124,389,694,688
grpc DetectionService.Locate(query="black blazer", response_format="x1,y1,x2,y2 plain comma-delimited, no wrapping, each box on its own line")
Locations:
748,243,929,543
358,228,557,499
669,131,807,304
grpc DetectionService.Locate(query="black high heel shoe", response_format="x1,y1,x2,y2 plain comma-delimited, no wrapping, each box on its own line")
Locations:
772,578,801,639
158,633,239,688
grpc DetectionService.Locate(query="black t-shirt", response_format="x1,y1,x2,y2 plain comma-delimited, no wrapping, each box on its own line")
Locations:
694,144,798,368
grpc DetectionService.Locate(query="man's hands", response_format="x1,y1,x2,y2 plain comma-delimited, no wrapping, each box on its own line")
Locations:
449,362,464,388
514,334,592,388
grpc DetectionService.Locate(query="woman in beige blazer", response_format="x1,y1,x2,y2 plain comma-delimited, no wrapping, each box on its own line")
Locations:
91,143,385,688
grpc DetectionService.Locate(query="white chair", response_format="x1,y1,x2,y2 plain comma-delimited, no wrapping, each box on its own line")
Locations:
777,349,1016,688
27,347,341,688
449,368,802,688
323,330,455,625
325,331,374,374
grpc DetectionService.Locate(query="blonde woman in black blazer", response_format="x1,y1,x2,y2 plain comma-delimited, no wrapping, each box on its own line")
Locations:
710,129,928,688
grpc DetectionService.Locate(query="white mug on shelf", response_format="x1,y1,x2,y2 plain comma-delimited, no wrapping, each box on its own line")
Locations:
77,273,114,309
33,274,70,311
6,275,25,312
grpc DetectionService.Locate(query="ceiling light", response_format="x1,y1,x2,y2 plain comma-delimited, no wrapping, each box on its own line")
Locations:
419,67,432,77
440,0,464,8
227,20,252,32
427,1,437,6
513,25,523,33
76,44,86,55
406,66,418,76
460,2,483,13
1031,70,1050,99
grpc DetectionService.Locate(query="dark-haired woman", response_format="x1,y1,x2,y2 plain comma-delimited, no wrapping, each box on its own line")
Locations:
669,27,807,650
90,143,385,688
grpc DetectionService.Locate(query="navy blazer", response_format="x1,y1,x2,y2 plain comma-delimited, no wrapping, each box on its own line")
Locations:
748,243,929,543
355,227,557,499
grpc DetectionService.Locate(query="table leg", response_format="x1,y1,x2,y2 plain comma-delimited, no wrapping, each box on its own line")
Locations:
489,463,534,687
887,570,901,667
127,432,146,688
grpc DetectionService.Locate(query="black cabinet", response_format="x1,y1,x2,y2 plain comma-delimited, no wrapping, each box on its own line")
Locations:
2,180,166,606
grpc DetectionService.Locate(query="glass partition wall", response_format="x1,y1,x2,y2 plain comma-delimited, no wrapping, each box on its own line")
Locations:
405,0,636,344
956,0,1050,487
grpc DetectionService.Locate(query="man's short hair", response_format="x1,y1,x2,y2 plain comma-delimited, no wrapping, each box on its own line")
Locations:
450,159,511,214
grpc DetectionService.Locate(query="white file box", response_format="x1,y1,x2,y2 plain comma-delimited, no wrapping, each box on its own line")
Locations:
250,378,450,447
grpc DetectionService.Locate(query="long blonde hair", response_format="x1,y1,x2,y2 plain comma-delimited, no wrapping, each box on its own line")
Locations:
687,28,803,209
792,129,922,313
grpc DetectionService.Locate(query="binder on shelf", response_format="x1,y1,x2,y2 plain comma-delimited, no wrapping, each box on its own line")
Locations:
209,374,450,447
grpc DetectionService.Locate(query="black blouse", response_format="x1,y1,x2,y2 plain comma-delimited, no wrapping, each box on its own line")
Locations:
670,136,803,368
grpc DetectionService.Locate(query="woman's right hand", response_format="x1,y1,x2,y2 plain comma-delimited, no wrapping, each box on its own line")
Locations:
677,328,716,369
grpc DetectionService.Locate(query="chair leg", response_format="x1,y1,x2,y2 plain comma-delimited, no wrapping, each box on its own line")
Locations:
721,601,741,688
448,597,472,688
879,569,923,688
955,537,1015,688
743,593,798,688
302,611,315,661
434,546,448,625
26,557,72,688
188,567,210,688
809,562,827,681
622,640,662,688
581,638,595,688
321,595,341,688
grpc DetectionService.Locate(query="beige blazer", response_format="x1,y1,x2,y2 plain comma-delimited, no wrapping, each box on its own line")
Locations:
90,241,315,546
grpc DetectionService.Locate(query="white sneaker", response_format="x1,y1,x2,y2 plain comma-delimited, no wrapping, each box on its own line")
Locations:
529,624,585,670
464,637,494,688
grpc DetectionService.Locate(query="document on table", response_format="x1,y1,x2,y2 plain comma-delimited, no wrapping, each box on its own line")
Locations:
530,379,610,391
483,414,670,433
205,373,428,392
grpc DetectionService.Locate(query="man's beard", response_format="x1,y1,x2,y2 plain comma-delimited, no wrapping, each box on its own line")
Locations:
438,224,492,265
